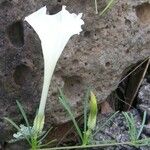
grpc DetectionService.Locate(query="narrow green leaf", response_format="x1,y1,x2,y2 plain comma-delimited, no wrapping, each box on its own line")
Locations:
4,117,20,131
16,100,31,135
93,111,119,136
38,127,53,143
83,88,90,133
123,112,138,142
137,111,147,139
37,139,57,148
58,88,83,141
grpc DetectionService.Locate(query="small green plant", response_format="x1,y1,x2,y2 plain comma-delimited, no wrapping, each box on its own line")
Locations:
5,101,150,150
39,110,149,150
5,101,56,150
59,89,98,146
123,111,149,147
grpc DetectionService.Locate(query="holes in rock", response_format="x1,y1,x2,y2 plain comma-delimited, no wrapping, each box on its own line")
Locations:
125,18,131,27
84,62,88,66
63,76,83,102
147,30,150,34
57,0,61,3
72,59,79,65
105,62,111,67
84,31,91,37
7,21,24,47
135,3,150,24
13,64,33,86
0,0,12,6
126,49,130,54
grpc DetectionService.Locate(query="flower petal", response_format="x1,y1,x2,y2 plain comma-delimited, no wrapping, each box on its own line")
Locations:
24,5,84,116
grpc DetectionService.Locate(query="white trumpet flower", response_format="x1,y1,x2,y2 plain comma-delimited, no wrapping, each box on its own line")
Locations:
25,6,84,133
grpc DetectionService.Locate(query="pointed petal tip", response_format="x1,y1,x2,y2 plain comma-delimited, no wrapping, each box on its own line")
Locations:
62,5,66,10
39,5,47,14
24,6,47,21
78,13,83,18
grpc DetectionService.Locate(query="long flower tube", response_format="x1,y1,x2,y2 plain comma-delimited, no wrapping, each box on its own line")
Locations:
25,6,84,133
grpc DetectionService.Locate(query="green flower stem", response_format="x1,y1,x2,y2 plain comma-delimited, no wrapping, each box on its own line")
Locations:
82,129,91,145
39,139,150,150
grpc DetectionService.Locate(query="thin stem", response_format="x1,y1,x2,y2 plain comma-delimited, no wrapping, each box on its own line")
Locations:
39,139,150,150
93,111,119,136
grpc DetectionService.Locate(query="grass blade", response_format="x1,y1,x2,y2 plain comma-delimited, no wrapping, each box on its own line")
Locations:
4,117,20,131
93,111,119,136
137,111,147,139
129,113,137,139
38,127,53,143
38,139,57,148
123,112,137,142
16,100,31,135
58,88,83,141
83,88,90,133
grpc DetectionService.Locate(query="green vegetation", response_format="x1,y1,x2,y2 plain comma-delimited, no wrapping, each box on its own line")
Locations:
5,96,150,150
59,89,97,146
39,109,150,149
5,101,55,150
123,111,148,147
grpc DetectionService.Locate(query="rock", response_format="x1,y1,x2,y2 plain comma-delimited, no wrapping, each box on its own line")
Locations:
138,83,150,102
0,0,44,142
44,0,150,124
0,0,150,141
4,141,29,150
137,83,150,118
143,124,150,137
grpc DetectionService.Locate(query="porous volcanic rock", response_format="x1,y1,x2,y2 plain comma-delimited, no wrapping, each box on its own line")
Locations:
0,0,150,141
